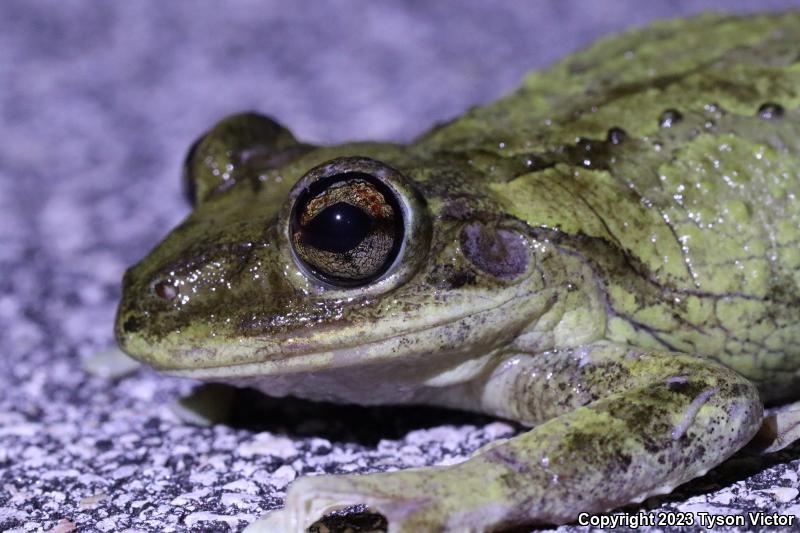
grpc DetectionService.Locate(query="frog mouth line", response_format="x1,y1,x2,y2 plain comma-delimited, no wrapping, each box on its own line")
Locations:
162,285,548,379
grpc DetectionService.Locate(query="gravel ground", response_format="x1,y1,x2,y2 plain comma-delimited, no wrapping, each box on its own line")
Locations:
2,1,800,532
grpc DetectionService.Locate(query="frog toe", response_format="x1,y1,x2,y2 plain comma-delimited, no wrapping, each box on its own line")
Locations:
287,472,436,533
252,469,475,533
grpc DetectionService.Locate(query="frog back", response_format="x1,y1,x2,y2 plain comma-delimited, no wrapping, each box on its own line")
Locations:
419,13,800,401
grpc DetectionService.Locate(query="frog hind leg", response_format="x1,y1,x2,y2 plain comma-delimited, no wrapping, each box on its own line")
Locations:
246,342,762,533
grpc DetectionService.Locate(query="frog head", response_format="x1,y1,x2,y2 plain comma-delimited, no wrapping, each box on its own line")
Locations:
115,113,563,394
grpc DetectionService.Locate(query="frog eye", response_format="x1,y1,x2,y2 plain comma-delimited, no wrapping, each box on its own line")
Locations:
290,173,403,286
285,157,430,290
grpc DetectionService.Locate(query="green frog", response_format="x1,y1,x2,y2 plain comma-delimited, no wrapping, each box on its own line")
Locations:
115,12,800,533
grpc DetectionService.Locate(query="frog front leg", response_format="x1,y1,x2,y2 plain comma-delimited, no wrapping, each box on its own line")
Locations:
247,341,762,533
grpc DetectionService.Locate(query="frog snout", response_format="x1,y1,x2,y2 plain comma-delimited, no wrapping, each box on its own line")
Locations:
114,266,171,353
114,268,143,349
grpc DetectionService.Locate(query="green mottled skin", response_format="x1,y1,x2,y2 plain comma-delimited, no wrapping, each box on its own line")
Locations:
116,13,800,532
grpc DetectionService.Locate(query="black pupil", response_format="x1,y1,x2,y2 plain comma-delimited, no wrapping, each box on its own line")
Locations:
301,201,373,253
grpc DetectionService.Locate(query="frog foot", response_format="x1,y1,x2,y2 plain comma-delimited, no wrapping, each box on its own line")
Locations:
244,467,489,533
749,404,800,454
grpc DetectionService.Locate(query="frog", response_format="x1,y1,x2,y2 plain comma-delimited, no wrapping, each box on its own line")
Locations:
114,12,800,533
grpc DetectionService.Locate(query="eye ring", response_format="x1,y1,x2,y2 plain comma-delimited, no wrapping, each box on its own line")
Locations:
280,157,430,293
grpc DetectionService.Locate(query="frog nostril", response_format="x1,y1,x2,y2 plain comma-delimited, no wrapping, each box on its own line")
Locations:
153,281,178,300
